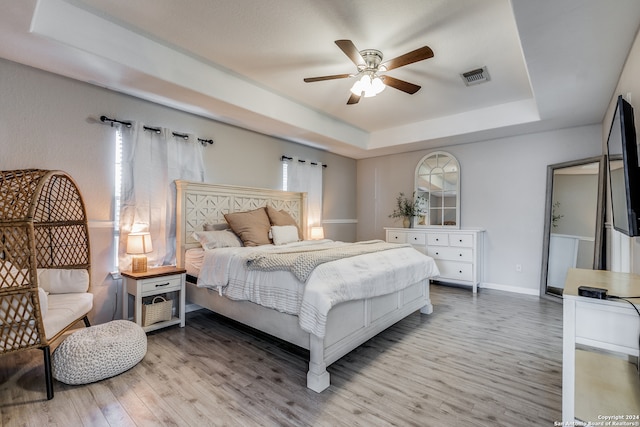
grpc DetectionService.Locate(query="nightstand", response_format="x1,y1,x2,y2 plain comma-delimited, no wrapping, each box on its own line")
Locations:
121,266,186,332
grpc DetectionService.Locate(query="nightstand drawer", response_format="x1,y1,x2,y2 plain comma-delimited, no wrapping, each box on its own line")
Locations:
140,275,182,296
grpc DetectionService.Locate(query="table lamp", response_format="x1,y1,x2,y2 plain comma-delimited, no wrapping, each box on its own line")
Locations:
310,226,325,240
127,232,153,273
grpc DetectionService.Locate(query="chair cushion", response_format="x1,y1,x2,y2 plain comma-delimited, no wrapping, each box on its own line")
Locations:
44,293,93,339
37,268,89,294
52,320,147,385
38,287,48,316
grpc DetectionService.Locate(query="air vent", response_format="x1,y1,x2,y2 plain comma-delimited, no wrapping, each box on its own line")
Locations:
461,66,490,86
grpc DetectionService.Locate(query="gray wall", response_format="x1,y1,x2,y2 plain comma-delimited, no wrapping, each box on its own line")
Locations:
356,125,602,294
0,58,357,324
602,24,640,272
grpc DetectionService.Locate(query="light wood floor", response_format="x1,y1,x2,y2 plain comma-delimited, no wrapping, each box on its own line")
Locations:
0,284,563,426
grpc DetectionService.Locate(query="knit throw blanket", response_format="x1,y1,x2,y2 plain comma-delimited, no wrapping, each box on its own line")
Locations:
246,240,410,282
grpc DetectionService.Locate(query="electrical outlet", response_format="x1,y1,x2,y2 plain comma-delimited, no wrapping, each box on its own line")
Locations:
516,264,522,272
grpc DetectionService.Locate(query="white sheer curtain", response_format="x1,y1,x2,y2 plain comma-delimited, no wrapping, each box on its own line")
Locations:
286,158,323,238
119,124,204,269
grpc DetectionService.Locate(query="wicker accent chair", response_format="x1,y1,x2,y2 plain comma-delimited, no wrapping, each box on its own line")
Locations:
0,169,93,400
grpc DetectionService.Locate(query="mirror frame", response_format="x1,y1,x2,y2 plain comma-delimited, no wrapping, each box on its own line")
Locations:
414,151,461,228
540,155,606,298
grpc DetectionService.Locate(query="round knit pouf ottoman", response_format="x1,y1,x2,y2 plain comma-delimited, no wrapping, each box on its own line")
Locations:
52,320,147,385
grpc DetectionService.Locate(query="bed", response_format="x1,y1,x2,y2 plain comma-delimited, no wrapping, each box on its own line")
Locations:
175,180,438,392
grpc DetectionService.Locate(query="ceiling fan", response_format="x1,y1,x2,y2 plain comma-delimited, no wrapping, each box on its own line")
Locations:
303,39,434,105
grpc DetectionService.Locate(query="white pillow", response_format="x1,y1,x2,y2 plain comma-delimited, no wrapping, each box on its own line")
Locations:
271,225,301,245
192,230,243,250
37,269,89,294
203,222,230,231
38,287,48,316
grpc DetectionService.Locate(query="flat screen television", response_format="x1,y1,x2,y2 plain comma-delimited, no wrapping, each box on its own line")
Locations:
607,95,640,236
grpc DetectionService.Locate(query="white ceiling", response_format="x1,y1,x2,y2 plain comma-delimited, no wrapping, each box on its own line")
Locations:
1,0,639,159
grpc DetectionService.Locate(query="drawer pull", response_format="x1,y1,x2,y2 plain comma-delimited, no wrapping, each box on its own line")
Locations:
459,253,463,257
459,270,463,274
435,238,439,241
413,237,418,241
435,252,439,255
155,282,170,288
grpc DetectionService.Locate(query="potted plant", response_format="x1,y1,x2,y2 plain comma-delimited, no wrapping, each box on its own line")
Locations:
389,192,424,228
552,201,563,228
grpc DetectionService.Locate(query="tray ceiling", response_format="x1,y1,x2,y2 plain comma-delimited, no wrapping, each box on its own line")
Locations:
1,0,639,158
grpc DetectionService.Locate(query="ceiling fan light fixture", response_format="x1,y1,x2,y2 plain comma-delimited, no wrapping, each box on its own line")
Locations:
351,73,385,97
350,75,366,95
304,40,433,103
371,76,385,94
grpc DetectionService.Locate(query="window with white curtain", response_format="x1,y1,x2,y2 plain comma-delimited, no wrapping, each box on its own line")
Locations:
283,157,323,237
115,123,205,271
282,162,288,191
113,127,124,270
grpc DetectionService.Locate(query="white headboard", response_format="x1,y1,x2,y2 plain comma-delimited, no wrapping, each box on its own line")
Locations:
175,180,307,268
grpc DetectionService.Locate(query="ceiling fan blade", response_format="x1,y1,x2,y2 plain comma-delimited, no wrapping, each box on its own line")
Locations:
304,74,351,83
383,75,421,94
382,46,434,71
347,93,361,105
335,39,365,66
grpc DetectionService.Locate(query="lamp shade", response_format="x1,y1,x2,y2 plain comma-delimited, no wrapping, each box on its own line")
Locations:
310,226,325,240
126,232,153,254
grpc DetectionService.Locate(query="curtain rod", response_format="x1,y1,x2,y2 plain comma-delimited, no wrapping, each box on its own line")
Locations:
100,115,214,146
100,115,132,128
281,155,327,168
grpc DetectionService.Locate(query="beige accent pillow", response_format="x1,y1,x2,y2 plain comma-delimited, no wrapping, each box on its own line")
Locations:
224,207,272,246
192,230,243,250
265,206,301,239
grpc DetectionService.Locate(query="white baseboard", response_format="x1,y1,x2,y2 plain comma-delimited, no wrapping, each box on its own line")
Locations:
479,282,540,296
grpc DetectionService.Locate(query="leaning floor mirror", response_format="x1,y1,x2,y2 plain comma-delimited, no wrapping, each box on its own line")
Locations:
540,156,606,297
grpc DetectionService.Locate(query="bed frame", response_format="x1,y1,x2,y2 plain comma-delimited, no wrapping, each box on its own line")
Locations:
175,180,433,392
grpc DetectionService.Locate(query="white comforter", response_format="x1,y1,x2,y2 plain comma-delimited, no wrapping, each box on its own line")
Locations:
197,240,439,337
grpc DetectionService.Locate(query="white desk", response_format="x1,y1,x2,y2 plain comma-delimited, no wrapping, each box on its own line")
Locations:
563,268,640,423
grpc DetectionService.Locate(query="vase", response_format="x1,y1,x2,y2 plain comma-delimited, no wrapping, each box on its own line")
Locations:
402,218,411,228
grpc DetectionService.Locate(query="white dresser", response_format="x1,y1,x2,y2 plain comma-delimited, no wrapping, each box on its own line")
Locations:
385,227,484,293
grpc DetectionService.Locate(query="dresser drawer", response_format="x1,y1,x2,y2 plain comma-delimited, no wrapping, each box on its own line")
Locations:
405,232,426,245
387,231,407,244
449,233,474,248
140,275,182,296
427,233,449,246
436,261,473,282
427,247,473,262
